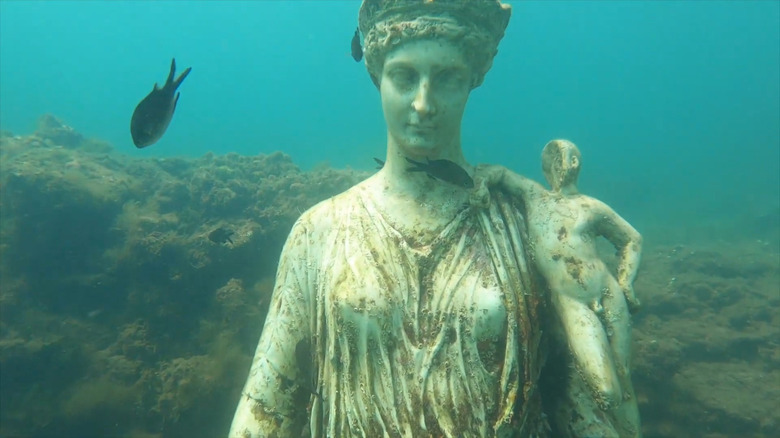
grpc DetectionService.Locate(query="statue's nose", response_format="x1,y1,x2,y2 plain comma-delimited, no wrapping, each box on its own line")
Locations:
412,80,435,116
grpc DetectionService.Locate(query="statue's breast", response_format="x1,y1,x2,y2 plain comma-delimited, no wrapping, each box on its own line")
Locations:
310,206,523,435
325,231,508,368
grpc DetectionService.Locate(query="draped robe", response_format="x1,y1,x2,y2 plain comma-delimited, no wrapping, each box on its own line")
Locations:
229,182,549,437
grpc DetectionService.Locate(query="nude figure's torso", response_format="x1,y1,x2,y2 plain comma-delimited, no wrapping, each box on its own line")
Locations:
527,193,614,304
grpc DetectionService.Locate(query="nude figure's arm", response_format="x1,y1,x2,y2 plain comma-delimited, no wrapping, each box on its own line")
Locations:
592,200,643,312
229,221,313,437
471,164,547,206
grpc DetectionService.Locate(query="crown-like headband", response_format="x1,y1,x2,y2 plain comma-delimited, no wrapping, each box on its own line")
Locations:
358,0,512,89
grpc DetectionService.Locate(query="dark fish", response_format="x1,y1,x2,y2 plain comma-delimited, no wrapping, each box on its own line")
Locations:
373,157,385,169
208,227,234,245
406,157,474,188
351,27,363,62
131,58,191,148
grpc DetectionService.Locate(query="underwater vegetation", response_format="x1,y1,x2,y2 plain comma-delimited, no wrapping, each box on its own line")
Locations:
0,115,778,437
0,115,364,437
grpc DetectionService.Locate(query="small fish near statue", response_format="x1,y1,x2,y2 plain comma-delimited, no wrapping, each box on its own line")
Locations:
130,58,191,148
351,27,363,62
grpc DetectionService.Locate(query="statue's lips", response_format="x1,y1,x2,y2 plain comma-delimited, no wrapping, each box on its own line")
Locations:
408,124,436,132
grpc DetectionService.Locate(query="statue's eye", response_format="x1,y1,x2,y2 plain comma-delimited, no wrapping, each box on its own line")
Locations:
436,68,469,90
388,68,417,89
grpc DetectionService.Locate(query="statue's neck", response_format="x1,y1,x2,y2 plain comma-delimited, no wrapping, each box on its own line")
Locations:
558,184,579,196
368,146,473,241
380,141,470,201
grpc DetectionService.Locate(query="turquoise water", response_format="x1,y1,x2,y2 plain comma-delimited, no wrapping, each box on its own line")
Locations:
1,0,778,236
1,3,779,437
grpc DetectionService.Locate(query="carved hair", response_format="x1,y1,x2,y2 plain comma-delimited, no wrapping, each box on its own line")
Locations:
358,0,511,89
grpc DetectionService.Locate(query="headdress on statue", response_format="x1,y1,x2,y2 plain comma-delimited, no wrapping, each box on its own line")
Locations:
358,0,512,89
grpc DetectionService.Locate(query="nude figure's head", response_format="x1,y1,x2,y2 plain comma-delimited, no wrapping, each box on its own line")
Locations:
541,139,582,192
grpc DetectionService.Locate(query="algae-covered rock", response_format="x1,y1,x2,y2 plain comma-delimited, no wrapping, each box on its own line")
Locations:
0,118,365,437
631,243,780,437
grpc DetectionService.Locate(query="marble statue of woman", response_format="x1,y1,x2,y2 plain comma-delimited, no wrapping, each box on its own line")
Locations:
229,1,642,437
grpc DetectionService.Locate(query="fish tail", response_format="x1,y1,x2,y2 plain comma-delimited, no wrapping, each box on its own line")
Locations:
166,58,176,86
174,66,192,90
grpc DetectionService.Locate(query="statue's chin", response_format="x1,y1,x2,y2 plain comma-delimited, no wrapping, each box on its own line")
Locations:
397,139,443,159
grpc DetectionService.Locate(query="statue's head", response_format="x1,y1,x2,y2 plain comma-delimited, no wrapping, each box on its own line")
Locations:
358,0,511,90
541,139,582,191
359,0,511,158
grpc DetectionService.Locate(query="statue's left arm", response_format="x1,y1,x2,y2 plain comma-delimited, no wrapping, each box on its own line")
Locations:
594,202,643,312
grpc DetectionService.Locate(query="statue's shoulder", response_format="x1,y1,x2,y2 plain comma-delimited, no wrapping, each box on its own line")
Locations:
296,181,369,232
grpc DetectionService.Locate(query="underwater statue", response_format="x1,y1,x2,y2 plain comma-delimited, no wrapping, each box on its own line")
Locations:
474,138,643,435
230,1,643,437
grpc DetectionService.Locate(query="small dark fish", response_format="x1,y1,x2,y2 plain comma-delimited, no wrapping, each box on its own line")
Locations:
208,227,234,245
406,157,474,188
351,27,363,62
373,157,385,169
131,58,191,148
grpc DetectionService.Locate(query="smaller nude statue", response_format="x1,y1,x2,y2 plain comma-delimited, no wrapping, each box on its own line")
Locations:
475,139,642,433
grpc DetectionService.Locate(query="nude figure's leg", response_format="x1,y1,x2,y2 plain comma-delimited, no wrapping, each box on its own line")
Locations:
551,291,622,410
602,278,642,437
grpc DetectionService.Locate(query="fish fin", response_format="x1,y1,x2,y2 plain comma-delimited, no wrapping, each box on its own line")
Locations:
227,237,234,245
373,157,385,169
152,82,159,91
173,92,181,111
173,66,192,90
166,58,176,86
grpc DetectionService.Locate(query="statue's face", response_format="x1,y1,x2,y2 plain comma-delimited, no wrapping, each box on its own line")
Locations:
543,140,581,189
380,39,471,158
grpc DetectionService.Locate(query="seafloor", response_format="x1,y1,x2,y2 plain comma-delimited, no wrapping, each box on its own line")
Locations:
1,115,778,438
